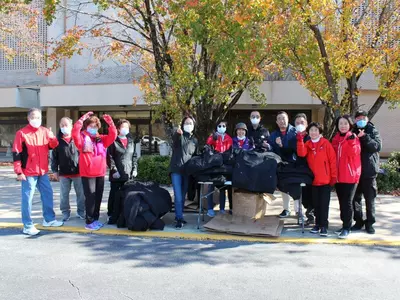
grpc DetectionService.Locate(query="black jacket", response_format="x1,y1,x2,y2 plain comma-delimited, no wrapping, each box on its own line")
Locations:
247,124,271,151
353,122,382,178
51,131,80,176
169,131,198,174
107,135,138,182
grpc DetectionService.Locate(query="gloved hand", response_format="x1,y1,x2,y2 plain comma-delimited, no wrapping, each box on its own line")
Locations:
112,171,120,179
102,114,114,126
80,111,93,121
212,132,218,141
132,170,138,178
347,133,356,140
330,177,337,187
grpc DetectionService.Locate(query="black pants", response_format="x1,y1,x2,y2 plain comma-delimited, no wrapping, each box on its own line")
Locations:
302,185,314,219
82,177,105,224
107,181,126,223
312,185,331,228
353,177,377,226
336,183,357,230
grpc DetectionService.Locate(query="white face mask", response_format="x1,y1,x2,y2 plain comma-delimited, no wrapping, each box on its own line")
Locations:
29,119,41,128
119,128,129,136
296,124,306,133
60,127,71,135
183,124,194,133
217,126,226,134
237,135,246,141
251,118,260,125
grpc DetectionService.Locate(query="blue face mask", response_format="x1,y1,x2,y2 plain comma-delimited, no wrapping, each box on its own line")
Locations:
87,128,98,136
356,120,367,128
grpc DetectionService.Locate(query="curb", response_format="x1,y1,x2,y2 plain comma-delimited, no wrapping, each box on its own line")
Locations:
1,222,399,247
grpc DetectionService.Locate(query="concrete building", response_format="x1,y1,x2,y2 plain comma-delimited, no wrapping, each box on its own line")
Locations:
1,0,398,156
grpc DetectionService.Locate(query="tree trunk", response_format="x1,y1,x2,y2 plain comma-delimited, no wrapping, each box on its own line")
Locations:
368,95,385,120
323,106,336,140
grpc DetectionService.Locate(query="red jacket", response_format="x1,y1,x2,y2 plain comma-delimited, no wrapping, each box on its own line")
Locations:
72,120,117,177
206,134,233,153
332,132,362,184
13,125,59,176
297,136,337,186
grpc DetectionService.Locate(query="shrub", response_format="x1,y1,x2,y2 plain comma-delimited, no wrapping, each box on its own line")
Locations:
387,151,400,166
137,155,171,185
377,159,400,194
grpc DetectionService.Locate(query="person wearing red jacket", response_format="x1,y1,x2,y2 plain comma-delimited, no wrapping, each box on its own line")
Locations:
332,115,361,239
72,111,117,231
206,121,233,217
297,122,337,237
12,108,63,236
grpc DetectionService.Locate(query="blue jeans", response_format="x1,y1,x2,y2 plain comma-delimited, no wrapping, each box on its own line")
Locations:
207,185,226,211
21,174,56,229
171,173,188,220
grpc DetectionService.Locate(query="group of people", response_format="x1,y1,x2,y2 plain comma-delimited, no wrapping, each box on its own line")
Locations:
169,110,381,238
13,109,138,235
13,107,381,238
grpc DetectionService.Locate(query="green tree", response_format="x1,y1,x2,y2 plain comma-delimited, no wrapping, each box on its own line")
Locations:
269,0,400,137
43,0,276,144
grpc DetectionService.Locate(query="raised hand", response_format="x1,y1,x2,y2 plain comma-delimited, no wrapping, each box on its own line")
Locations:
81,111,94,121
177,125,183,135
48,127,55,139
102,114,114,125
276,137,283,147
357,129,365,138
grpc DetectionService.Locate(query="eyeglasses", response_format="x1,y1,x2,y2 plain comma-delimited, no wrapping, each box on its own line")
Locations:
251,116,260,119
218,125,226,128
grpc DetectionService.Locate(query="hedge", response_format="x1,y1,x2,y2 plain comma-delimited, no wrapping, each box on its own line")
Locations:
377,152,400,194
137,155,171,185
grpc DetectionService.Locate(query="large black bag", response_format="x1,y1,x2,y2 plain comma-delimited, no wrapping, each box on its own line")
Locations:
117,181,172,231
184,147,223,176
232,150,281,193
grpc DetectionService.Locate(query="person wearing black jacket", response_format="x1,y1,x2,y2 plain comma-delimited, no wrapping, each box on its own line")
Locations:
51,117,85,221
352,110,382,234
106,119,138,224
247,111,272,152
169,116,198,229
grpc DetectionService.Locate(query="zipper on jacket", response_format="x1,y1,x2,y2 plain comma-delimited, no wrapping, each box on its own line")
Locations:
324,161,328,176
347,163,354,177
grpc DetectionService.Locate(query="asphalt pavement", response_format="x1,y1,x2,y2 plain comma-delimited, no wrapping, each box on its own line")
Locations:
0,228,399,300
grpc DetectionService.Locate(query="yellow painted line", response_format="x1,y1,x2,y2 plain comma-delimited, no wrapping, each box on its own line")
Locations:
1,222,399,247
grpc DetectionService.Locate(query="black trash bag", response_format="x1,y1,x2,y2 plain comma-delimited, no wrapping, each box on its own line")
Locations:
277,162,314,200
232,150,281,193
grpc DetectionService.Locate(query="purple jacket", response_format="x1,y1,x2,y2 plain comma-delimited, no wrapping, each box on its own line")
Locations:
232,137,254,150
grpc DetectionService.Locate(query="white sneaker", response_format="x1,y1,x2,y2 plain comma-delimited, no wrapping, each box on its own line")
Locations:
76,213,85,220
23,226,40,236
42,220,64,227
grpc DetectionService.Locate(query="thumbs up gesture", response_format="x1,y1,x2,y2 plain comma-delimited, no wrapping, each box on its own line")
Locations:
48,127,55,139
177,125,183,135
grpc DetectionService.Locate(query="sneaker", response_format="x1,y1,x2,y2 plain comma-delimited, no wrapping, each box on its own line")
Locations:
278,209,291,218
351,221,364,231
365,225,375,234
22,226,40,236
174,217,187,224
175,219,184,229
338,229,350,239
319,227,328,237
76,213,85,220
93,220,104,228
42,220,64,227
335,228,343,235
85,222,100,231
62,213,70,221
310,226,320,234
207,209,216,217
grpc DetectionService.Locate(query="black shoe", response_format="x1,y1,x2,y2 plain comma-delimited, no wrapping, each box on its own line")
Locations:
319,227,328,237
351,222,364,231
174,217,187,224
278,209,291,218
338,229,350,239
365,225,375,234
175,219,184,229
310,226,319,234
